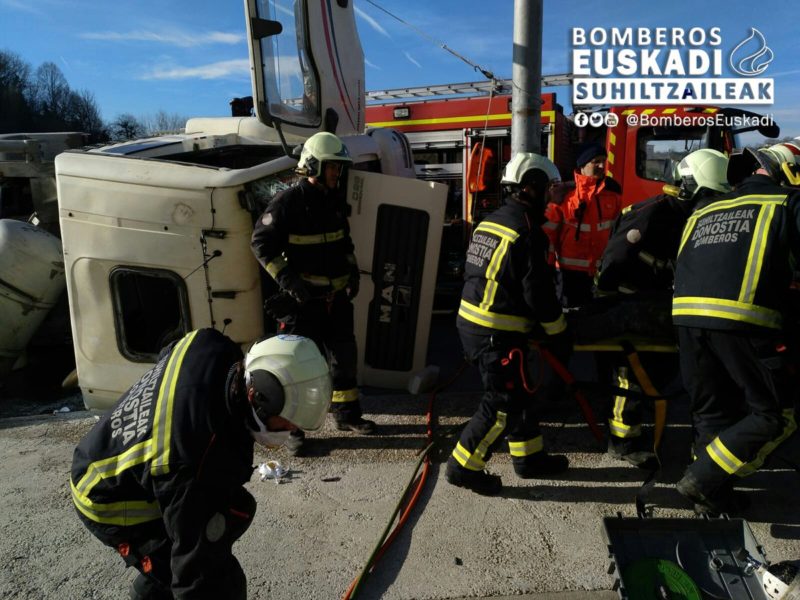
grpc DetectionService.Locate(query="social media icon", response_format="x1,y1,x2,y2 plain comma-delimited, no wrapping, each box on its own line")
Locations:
605,113,619,127
589,113,604,127
575,112,588,127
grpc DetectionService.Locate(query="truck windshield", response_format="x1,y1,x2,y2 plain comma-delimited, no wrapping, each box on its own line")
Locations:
636,126,709,184
255,0,320,127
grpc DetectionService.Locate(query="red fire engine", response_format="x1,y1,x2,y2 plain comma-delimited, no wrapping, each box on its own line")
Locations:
365,79,778,306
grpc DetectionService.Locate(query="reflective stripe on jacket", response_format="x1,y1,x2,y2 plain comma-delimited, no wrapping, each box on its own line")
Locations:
544,172,623,276
458,200,566,336
251,178,355,292
673,175,800,332
70,329,250,528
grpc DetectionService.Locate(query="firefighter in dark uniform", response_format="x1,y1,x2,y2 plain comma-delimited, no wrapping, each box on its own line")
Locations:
70,330,332,599
595,149,732,467
445,152,572,496
250,131,375,455
673,146,800,515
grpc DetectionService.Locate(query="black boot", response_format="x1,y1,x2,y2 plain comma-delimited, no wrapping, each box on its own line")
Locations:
514,452,569,478
607,436,657,469
285,429,306,457
445,459,502,496
335,416,376,434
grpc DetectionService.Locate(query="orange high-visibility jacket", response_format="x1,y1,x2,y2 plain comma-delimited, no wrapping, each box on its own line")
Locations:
543,171,623,276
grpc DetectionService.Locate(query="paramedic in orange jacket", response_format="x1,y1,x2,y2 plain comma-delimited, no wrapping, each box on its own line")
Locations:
543,143,623,307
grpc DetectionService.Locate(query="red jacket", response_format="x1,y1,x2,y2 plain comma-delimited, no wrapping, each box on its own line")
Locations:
543,171,623,276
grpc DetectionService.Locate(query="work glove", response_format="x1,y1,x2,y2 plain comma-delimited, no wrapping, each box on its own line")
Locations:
347,265,360,301
280,273,312,305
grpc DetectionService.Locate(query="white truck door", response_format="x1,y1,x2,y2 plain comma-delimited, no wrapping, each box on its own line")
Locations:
245,0,364,138
347,170,448,389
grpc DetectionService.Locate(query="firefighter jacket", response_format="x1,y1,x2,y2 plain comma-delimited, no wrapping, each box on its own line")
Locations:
457,198,567,336
673,175,800,333
596,193,693,294
70,329,252,596
251,178,356,296
543,171,623,276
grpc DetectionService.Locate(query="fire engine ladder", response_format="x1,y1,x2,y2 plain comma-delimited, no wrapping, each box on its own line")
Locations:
365,73,574,103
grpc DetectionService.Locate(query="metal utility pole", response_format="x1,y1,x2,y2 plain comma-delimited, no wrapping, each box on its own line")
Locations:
511,0,543,156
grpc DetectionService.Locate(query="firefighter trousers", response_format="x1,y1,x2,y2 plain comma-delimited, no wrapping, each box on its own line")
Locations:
678,327,797,494
80,487,255,599
451,330,547,473
607,352,680,446
279,291,361,420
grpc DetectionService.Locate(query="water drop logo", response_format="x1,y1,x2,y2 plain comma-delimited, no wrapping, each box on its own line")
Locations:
729,28,774,76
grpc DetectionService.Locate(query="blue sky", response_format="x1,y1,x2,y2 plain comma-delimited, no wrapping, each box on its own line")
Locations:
2,0,798,139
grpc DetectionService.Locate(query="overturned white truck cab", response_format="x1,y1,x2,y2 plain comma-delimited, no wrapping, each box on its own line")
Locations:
55,0,446,410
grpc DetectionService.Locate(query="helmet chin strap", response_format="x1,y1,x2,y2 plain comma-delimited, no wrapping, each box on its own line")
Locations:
224,362,248,418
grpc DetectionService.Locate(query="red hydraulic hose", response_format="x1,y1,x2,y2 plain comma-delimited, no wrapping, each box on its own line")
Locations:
341,363,466,600
535,343,604,443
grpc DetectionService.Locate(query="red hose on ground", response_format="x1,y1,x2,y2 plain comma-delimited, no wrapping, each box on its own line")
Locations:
341,363,466,600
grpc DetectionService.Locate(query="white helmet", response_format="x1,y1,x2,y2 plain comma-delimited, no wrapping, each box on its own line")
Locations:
297,131,352,178
501,152,561,186
244,335,332,431
676,149,731,200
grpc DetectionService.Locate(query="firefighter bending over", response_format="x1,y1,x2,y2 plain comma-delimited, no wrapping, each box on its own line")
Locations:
70,330,332,599
595,149,732,467
251,131,376,456
673,145,800,516
446,153,572,496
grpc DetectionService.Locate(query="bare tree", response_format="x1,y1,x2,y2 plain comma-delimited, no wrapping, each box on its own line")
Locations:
110,113,144,141
0,49,33,132
30,62,71,119
65,89,107,140
140,110,187,136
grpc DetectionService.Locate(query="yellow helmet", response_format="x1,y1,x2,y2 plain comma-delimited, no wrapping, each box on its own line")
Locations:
297,132,352,178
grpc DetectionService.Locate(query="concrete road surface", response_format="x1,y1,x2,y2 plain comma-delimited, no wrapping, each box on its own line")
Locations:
1,380,799,599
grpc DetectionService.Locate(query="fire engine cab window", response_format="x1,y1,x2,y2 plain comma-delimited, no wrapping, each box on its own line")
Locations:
255,0,320,127
636,127,708,184
110,268,191,363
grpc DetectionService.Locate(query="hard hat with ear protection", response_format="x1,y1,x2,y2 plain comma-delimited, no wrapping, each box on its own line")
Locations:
296,131,352,178
675,148,731,200
244,335,332,431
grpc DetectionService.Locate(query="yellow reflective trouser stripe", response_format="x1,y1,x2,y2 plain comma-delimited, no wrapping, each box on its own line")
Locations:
458,300,532,333
508,436,544,457
151,330,198,476
266,256,288,279
300,274,350,291
609,369,634,439
739,204,774,304
736,409,797,477
672,297,782,329
452,411,508,471
609,420,641,438
481,239,510,310
542,314,567,335
706,437,745,475
70,480,161,526
332,388,359,403
288,230,345,245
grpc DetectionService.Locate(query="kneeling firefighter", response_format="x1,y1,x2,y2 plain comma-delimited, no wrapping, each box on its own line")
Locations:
446,152,572,496
70,330,331,599
596,149,732,467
